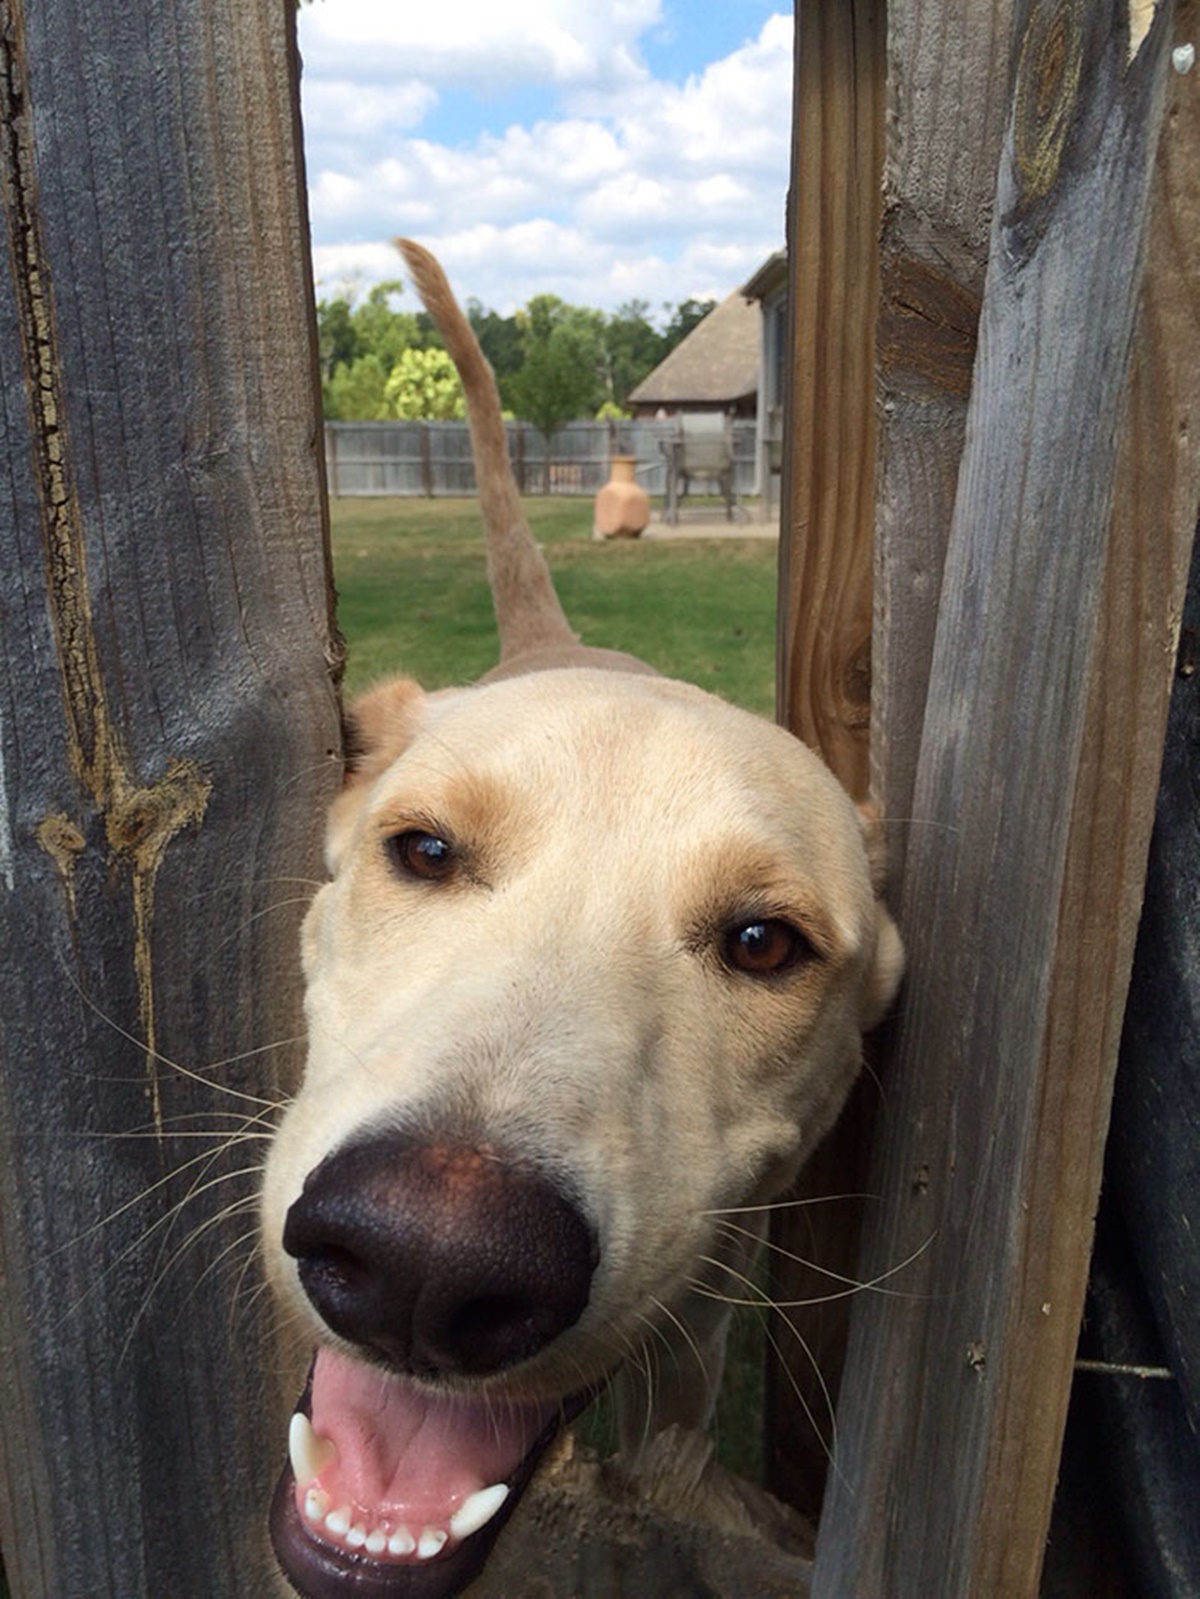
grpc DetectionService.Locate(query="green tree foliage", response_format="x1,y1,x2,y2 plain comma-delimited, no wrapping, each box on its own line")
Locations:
316,282,423,418
467,298,524,388
662,296,717,352
601,299,666,413
326,354,391,421
384,347,466,421
352,281,422,371
505,295,607,443
317,271,723,425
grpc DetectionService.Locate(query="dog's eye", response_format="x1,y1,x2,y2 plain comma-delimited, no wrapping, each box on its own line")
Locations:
387,830,457,882
722,918,809,977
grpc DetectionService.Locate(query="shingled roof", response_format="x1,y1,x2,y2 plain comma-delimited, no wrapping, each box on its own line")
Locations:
628,289,761,410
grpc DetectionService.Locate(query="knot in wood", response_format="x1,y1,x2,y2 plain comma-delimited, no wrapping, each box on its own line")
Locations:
106,759,211,874
1014,3,1085,207
879,253,979,401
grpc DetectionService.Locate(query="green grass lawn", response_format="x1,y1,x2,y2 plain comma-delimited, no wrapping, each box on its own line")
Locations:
331,496,778,718
331,495,778,1481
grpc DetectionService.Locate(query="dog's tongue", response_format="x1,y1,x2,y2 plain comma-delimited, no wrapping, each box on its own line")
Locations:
307,1345,553,1525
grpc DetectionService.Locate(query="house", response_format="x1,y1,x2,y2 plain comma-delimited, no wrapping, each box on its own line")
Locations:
627,253,787,504
742,250,788,508
626,288,761,419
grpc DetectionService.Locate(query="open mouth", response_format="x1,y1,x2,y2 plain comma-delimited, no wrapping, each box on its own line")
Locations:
270,1345,589,1598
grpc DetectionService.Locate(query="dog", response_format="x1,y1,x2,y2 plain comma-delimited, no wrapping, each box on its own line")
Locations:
261,239,903,1599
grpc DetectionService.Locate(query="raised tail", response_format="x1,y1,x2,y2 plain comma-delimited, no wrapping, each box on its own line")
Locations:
395,239,577,663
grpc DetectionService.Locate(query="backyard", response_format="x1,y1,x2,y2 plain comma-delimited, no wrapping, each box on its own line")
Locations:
330,496,778,718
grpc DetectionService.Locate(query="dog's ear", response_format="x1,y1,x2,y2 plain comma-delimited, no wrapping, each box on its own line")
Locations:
857,801,905,1031
326,676,428,872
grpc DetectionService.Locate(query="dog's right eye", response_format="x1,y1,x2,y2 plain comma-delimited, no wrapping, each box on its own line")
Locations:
386,830,457,882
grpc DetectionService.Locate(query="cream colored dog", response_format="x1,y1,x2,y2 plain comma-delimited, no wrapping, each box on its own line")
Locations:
262,240,903,1599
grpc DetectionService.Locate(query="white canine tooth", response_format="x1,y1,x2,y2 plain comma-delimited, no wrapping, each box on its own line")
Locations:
326,1505,351,1537
365,1528,387,1556
304,1488,330,1524
346,1524,367,1549
417,1526,448,1560
288,1412,337,1486
449,1483,510,1540
387,1527,416,1557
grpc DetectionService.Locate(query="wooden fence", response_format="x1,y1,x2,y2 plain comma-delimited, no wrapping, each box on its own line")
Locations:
0,2,338,1594
323,417,760,499
778,1,1200,1594
0,0,1197,1596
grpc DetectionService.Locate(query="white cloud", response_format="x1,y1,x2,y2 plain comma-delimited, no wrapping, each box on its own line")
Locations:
298,4,791,314
298,0,661,92
301,78,439,136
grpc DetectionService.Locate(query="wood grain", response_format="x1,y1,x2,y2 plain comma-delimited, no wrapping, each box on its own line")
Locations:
0,2,339,1593
980,2,1200,1580
873,0,1019,882
777,0,885,805
767,0,885,1517
812,4,1191,1591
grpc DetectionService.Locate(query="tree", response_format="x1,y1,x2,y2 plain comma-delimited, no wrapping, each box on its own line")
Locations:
383,347,466,420
467,298,524,389
316,295,359,383
325,353,391,420
316,281,425,418
351,279,421,371
601,299,666,412
507,296,606,448
661,296,717,354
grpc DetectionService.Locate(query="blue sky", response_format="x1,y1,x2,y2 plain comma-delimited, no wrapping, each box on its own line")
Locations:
296,1,792,319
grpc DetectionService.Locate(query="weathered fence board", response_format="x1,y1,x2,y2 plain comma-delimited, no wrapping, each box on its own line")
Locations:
873,0,1019,882
0,2,338,1595
776,0,883,804
812,6,1187,1593
771,0,1027,1523
767,0,885,1518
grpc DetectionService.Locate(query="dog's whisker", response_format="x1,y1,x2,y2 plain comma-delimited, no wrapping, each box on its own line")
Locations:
229,1240,277,1329
693,1226,935,1310
53,1153,262,1345
136,1161,266,1290
122,1176,268,1343
703,1192,880,1218
55,1127,265,1258
65,972,302,1107
647,1294,711,1392
121,1197,267,1367
188,1212,265,1305
88,1103,281,1142
710,1218,882,1288
760,1302,840,1467
92,1126,275,1142
208,894,325,962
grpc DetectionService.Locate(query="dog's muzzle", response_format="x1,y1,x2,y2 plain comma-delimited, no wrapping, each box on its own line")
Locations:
270,1132,598,1598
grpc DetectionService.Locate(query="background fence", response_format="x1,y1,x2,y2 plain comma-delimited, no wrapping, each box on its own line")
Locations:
324,417,760,498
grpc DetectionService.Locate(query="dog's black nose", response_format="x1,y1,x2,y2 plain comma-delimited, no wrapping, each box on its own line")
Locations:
282,1134,597,1377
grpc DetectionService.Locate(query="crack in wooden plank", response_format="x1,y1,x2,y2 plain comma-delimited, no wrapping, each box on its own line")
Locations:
1,1,211,1136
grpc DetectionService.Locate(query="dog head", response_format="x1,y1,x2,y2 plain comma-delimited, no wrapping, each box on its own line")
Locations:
262,667,902,1597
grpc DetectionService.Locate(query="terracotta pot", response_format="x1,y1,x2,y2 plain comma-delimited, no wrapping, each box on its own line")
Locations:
594,455,650,539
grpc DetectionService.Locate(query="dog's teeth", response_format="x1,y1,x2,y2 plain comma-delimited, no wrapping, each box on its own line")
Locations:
325,1505,352,1537
449,1483,510,1539
416,1526,449,1560
388,1527,417,1557
365,1528,387,1556
303,1487,330,1524
346,1523,368,1549
288,1411,337,1485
